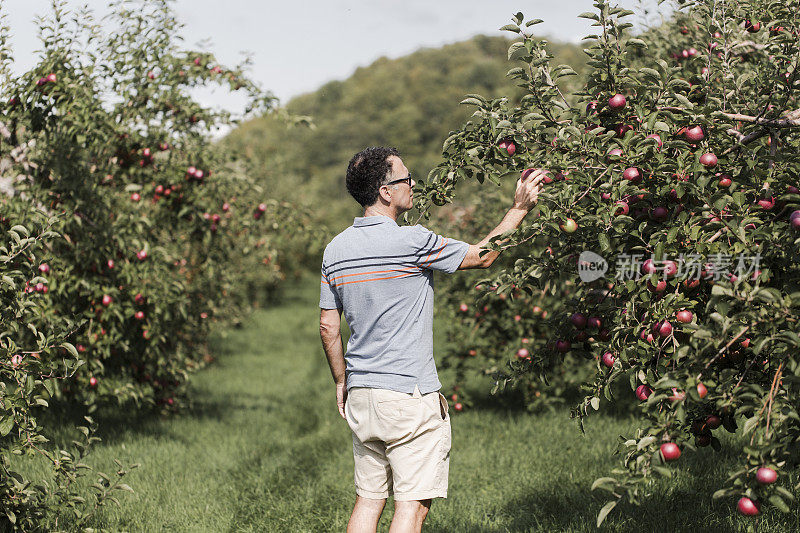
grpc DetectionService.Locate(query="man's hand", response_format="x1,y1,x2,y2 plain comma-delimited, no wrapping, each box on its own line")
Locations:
336,380,348,420
513,168,547,211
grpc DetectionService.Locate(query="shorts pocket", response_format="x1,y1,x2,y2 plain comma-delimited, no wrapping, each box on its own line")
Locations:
437,392,449,420
375,394,423,419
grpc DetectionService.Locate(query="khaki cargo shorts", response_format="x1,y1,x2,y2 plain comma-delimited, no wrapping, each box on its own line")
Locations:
344,384,451,501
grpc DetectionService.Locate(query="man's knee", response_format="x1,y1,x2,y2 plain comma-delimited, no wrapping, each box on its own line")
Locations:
395,498,431,519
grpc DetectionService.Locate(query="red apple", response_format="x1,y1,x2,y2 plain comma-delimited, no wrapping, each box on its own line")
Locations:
38,263,50,274
676,310,693,323
646,133,662,149
608,93,626,110
642,259,657,274
706,415,722,429
607,148,623,159
635,385,652,401
623,167,641,183
651,206,669,221
660,442,681,461
755,467,777,485
717,175,732,187
615,201,630,216
46,73,57,83
684,125,705,142
737,496,760,516
107,259,115,269
601,352,615,368
647,279,667,293
669,388,686,402
89,376,98,387
587,317,602,330
517,348,530,359
555,340,571,353
757,197,775,210
570,312,587,329
560,218,578,233
454,402,463,411
135,311,145,320
137,249,147,260
699,153,718,168
697,382,708,398
131,192,141,202
744,20,761,33
102,294,113,306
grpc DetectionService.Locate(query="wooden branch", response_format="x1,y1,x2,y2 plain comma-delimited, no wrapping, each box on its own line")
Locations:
719,108,800,127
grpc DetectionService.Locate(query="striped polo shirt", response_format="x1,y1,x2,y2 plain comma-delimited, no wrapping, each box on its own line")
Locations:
319,215,470,394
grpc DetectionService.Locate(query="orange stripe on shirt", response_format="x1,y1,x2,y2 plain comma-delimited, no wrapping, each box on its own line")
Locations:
328,266,420,283
423,238,447,268
334,271,418,287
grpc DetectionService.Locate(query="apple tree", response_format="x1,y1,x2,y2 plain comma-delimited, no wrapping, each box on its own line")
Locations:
415,0,800,523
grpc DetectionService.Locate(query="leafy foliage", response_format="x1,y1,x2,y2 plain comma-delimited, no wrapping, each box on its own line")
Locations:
418,0,800,523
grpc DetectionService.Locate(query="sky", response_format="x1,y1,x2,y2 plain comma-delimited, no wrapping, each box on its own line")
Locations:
1,0,671,130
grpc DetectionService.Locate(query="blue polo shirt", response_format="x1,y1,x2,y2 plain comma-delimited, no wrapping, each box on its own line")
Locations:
319,215,470,394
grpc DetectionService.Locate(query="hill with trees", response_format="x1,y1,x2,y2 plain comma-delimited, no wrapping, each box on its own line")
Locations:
222,35,585,236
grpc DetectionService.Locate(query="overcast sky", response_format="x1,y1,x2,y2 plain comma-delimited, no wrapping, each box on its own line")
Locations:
2,0,671,125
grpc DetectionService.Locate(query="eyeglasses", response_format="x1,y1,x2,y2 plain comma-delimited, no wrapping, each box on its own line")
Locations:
384,174,412,188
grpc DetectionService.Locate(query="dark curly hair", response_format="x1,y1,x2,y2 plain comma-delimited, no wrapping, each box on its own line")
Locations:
346,146,400,207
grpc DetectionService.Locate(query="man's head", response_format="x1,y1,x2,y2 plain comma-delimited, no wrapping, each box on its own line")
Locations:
346,147,415,214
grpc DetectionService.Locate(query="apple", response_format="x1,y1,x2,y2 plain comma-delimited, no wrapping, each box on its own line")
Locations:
635,385,652,401
615,201,629,216
46,73,57,83
137,249,147,260
697,382,708,398
757,197,775,210
194,169,205,179
107,259,115,269
147,71,155,79
668,388,686,402
102,294,113,306
89,376,98,387
39,263,50,274
258,203,267,212
35,282,45,292
517,348,530,359
737,497,760,516
756,467,777,485
587,317,602,330
647,279,667,293
607,148,623,159
622,167,641,183
706,415,722,429
11,354,22,368
642,259,657,274
135,311,145,320
155,184,164,194
790,210,800,228
645,133,662,149
660,442,681,461
651,207,669,221
676,310,693,323
212,213,221,223
684,125,705,142
555,340,571,353
717,175,732,187
570,312,587,329
514,314,522,322
744,20,761,33
532,306,542,314
699,152,718,168
159,142,169,151
560,218,578,233
614,124,633,137
601,352,615,368
608,93,627,110
654,320,673,338
664,260,677,277
131,192,141,202
454,402,463,411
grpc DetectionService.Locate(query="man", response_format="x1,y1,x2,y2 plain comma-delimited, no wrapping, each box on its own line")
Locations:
319,146,545,532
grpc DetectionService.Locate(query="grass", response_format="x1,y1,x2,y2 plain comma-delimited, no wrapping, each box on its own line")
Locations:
16,272,798,532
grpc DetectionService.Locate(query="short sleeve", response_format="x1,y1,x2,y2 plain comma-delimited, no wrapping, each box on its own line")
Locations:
319,265,342,309
410,225,470,274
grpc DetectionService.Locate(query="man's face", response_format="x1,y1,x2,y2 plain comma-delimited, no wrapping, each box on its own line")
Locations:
385,155,416,212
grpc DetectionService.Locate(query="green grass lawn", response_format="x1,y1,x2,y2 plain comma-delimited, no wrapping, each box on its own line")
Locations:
19,273,798,532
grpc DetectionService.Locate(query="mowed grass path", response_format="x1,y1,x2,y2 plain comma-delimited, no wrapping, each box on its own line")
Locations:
33,273,797,532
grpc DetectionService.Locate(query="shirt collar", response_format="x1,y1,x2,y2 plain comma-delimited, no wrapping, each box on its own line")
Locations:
353,215,399,227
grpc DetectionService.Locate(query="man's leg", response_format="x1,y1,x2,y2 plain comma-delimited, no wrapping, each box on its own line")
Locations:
347,495,387,533
388,499,431,533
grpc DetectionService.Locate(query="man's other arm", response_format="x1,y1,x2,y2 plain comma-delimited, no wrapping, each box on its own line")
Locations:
319,307,345,385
